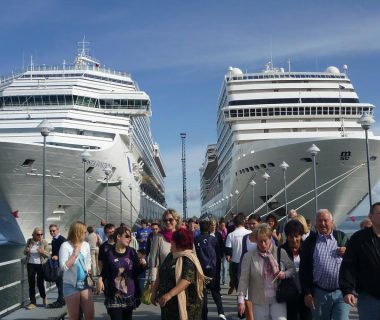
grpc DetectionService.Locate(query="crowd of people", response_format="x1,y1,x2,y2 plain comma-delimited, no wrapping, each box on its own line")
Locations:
22,203,380,320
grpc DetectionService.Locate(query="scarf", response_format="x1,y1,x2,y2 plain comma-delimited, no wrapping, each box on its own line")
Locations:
257,243,279,280
218,228,227,241
160,230,173,243
172,250,211,320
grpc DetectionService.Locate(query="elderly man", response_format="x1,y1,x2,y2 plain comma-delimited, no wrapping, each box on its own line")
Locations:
299,209,349,320
339,202,380,319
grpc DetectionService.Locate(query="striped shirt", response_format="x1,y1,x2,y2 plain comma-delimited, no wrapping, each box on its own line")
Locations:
313,232,342,290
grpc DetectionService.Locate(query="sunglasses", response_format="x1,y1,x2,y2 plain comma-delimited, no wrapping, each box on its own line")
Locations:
164,218,174,223
36,233,43,236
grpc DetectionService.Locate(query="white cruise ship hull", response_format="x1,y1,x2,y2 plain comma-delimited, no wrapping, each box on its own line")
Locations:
0,136,143,243
206,136,380,226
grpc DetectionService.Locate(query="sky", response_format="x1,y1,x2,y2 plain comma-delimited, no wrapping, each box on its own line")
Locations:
2,1,380,217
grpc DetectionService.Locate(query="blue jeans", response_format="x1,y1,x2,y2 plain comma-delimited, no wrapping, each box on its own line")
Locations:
357,293,380,320
312,287,350,320
220,257,227,284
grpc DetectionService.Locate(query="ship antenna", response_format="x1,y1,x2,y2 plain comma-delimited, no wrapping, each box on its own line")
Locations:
288,58,291,73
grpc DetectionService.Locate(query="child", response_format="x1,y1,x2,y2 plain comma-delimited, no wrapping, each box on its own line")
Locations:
136,249,147,294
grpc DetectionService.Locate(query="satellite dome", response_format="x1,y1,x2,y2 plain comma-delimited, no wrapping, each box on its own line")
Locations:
228,66,243,76
325,66,340,74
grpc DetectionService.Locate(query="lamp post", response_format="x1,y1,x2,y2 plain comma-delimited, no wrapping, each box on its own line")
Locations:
141,192,146,218
129,184,133,228
80,150,91,224
262,172,270,215
358,112,375,207
234,189,239,213
38,119,54,236
249,180,256,214
104,167,112,222
279,161,290,215
118,177,123,224
308,144,320,214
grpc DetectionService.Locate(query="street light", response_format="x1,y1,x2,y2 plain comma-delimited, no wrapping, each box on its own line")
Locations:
80,149,91,224
279,161,290,216
262,172,270,214
104,167,112,222
129,184,133,229
308,144,320,214
249,180,256,214
38,119,54,236
358,112,375,207
118,177,123,224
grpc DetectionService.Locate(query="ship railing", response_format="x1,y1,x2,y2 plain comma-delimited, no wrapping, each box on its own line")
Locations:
0,64,131,84
0,258,55,317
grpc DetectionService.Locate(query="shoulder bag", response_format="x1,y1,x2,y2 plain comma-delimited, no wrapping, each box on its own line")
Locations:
78,254,95,289
275,247,299,303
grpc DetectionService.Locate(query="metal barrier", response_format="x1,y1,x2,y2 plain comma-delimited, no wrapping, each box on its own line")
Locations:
0,258,55,317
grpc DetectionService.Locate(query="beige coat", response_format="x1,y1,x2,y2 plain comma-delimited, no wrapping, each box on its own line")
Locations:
238,245,295,305
23,238,50,264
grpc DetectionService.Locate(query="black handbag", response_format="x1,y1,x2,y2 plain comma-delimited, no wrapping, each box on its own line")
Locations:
43,258,62,282
275,247,299,303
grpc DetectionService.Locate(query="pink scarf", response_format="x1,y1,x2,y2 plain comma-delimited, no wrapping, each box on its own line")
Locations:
257,244,279,280
160,230,173,243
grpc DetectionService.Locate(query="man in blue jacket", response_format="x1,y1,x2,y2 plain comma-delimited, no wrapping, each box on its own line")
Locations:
195,219,226,320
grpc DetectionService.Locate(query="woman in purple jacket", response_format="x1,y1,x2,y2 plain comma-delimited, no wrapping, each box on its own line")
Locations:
97,226,147,320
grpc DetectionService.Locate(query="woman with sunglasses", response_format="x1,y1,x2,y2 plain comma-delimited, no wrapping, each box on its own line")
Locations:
97,226,147,320
23,227,50,310
59,221,94,320
148,209,181,284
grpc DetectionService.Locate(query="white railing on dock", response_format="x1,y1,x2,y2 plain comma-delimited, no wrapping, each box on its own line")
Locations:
0,258,55,317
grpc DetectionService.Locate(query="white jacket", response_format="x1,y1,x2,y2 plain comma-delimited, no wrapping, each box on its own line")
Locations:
59,241,91,286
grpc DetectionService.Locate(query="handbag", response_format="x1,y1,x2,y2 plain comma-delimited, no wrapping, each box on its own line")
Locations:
275,247,299,303
43,258,63,282
78,254,95,289
141,284,152,305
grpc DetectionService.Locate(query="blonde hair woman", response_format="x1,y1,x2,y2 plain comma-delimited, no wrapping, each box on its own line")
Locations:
148,209,181,283
237,223,295,319
59,221,94,320
24,227,50,309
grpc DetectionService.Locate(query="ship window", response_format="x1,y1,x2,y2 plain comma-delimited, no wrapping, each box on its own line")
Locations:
268,163,275,167
238,109,243,117
370,156,377,161
300,157,312,162
260,164,267,169
249,166,254,171
21,159,35,167
244,109,249,117
239,170,242,174
245,168,250,172
254,165,260,170
230,110,237,117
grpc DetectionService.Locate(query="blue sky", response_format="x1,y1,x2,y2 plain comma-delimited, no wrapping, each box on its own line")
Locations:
2,1,380,217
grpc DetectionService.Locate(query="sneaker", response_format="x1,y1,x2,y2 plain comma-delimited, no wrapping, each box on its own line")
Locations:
219,315,227,320
43,297,48,307
25,303,36,310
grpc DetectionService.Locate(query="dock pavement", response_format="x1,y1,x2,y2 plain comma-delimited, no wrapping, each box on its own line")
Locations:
3,283,358,320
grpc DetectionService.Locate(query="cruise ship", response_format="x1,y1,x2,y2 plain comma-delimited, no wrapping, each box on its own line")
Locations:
200,62,380,226
0,42,166,244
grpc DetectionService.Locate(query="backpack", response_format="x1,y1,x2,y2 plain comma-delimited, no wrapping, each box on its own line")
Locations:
195,234,217,272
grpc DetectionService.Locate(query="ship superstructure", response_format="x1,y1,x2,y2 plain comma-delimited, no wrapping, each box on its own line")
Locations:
0,42,166,243
201,63,380,225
